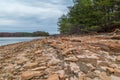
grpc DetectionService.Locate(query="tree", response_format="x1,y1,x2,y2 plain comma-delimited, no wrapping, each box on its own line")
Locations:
58,0,120,34
33,31,49,36
58,15,72,34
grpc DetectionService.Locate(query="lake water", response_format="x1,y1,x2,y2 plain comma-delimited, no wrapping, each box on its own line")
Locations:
0,37,41,46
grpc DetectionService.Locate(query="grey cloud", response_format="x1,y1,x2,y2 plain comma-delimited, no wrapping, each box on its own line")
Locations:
0,0,73,34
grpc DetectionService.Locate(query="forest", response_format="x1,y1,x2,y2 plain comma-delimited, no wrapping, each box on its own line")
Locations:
58,0,120,34
0,31,49,37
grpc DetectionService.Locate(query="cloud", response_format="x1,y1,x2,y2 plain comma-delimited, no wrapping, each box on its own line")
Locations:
0,0,73,34
0,19,17,25
0,1,64,18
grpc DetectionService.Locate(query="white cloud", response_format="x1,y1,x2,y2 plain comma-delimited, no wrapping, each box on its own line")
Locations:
0,19,17,25
0,1,66,18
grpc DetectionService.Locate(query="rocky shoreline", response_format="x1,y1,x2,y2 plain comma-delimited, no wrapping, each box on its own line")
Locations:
0,34,120,80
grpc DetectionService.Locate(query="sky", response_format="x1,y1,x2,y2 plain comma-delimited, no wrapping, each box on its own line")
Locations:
0,0,73,34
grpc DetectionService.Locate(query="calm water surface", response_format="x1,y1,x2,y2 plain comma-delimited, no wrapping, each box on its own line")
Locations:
0,37,42,46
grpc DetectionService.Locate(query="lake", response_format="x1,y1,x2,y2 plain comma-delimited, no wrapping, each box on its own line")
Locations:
0,37,42,46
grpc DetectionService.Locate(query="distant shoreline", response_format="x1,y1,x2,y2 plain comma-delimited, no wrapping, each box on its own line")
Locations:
0,31,49,37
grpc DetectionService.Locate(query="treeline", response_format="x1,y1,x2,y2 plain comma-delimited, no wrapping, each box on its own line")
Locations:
0,31,49,37
58,0,120,34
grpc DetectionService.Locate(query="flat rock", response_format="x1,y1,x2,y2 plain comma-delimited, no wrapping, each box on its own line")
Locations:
21,71,41,80
24,62,38,69
86,72,97,79
31,66,47,71
63,48,76,55
35,50,42,54
47,74,59,80
79,75,85,80
48,56,61,66
16,60,26,65
107,67,114,74
116,56,120,62
70,76,78,80
56,70,65,79
64,56,78,62
70,62,80,73
77,62,91,74
79,58,97,66
99,72,111,80
98,62,109,66
111,75,120,80
114,68,120,77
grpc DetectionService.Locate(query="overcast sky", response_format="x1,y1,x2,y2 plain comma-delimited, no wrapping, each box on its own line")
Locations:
0,0,73,34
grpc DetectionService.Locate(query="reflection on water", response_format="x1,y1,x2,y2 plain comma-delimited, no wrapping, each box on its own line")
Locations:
0,37,41,46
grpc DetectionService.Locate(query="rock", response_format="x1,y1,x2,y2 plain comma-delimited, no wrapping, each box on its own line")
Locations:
35,50,42,54
109,63,118,68
21,71,41,80
64,56,78,62
99,72,111,80
98,62,109,66
85,77,93,80
86,72,97,79
79,75,85,80
111,75,120,80
77,62,91,74
116,56,120,62
114,68,120,77
111,28,120,35
17,60,26,65
70,38,81,42
56,70,65,79
70,62,80,73
47,74,59,80
111,35,120,40
48,56,61,66
31,66,47,71
1,34,120,80
107,67,114,74
24,62,38,69
94,70,101,74
79,58,97,66
63,48,76,55
70,76,78,80
65,78,69,80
